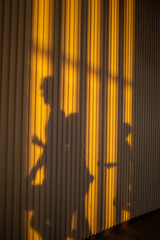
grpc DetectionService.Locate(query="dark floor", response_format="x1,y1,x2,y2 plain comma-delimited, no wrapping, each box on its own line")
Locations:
87,210,160,240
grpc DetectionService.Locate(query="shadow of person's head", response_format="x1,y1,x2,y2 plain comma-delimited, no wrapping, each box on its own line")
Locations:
40,76,53,107
123,123,131,138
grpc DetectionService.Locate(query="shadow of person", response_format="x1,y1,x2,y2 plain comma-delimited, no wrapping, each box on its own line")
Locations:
24,76,94,240
116,123,132,222
101,123,132,223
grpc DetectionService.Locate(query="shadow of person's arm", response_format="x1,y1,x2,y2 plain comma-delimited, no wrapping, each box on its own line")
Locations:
27,135,46,185
32,135,45,148
97,161,118,168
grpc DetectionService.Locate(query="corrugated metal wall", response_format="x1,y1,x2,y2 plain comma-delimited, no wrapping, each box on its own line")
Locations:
0,0,160,239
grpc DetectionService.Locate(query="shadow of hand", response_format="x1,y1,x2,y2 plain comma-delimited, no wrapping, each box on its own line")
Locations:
32,135,44,148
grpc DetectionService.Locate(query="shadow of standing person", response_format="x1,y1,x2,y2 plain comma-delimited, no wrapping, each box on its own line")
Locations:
24,76,94,240
102,123,132,224
116,123,132,223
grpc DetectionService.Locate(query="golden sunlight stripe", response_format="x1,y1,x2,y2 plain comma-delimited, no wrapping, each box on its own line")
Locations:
122,0,134,222
62,1,81,239
105,0,119,229
27,0,52,239
60,0,81,116
85,0,101,235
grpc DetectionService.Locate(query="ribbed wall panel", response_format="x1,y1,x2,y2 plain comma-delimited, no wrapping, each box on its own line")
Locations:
0,0,160,239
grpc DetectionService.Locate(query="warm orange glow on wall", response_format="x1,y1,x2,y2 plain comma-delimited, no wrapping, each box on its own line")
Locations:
123,0,134,148
1,0,160,239
104,0,119,229
122,0,134,222
85,0,101,235
60,0,81,117
27,0,54,239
